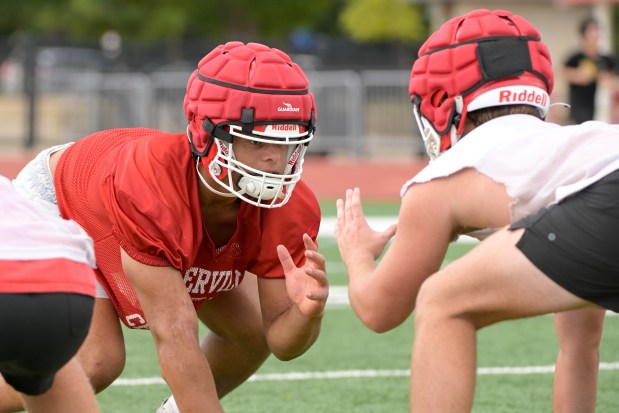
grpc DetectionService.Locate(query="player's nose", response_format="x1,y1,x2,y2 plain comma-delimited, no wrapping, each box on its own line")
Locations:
260,144,288,172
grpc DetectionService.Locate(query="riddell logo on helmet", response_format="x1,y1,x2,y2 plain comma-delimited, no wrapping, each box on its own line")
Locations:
467,86,550,113
498,89,548,106
277,102,301,112
217,140,230,157
271,124,299,131
288,145,302,166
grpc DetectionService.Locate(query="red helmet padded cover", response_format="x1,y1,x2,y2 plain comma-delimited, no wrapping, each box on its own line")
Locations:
184,41,316,154
409,9,554,140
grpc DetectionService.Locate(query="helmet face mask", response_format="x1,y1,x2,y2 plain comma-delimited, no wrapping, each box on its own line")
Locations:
184,41,317,208
413,96,462,161
204,123,313,208
408,9,554,159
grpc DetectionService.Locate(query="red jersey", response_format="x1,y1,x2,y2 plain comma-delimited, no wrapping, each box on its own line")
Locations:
54,129,321,329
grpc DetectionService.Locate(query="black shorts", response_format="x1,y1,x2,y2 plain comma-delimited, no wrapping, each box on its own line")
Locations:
511,168,619,313
0,293,94,395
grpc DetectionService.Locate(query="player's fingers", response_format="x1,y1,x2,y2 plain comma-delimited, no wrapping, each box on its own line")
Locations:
303,233,318,252
276,245,297,274
305,270,329,301
305,249,325,270
335,198,346,240
336,198,344,224
351,187,363,220
383,223,398,240
305,266,327,285
344,188,354,223
306,288,329,301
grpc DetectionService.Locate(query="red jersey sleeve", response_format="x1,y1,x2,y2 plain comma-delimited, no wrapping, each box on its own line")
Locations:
249,181,321,278
101,134,202,270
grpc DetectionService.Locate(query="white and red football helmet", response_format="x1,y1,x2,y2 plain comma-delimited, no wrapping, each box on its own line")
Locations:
409,9,554,160
184,41,317,208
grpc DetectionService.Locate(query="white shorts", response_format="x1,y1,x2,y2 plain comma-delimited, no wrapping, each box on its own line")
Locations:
12,143,109,299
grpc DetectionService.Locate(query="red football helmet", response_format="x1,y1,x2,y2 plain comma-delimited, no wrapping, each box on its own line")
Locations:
184,41,317,208
409,9,554,159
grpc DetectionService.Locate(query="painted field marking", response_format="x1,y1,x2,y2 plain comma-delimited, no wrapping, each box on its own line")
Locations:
318,216,397,239
111,362,619,386
318,216,478,243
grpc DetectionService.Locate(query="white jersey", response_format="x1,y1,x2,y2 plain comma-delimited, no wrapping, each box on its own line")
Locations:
402,114,619,235
0,175,95,266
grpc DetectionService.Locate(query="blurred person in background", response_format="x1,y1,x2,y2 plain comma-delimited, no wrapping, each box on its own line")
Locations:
562,16,618,124
0,175,98,413
0,41,328,413
335,9,614,413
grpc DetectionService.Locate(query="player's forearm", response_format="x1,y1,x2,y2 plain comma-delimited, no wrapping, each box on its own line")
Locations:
348,271,394,332
345,254,383,325
151,321,222,412
266,304,323,361
347,260,413,333
157,342,224,413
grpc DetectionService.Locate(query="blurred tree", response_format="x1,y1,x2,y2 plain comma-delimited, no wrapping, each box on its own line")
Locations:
339,0,426,43
0,0,339,41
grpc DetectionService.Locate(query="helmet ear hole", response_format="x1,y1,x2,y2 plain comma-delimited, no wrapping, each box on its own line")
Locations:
430,90,448,108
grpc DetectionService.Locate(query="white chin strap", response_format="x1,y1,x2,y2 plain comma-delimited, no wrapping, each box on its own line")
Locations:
237,175,285,201
197,158,288,202
196,156,295,206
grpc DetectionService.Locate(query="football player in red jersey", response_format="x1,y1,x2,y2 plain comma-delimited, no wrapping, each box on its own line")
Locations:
0,175,99,413
335,9,619,413
0,42,328,413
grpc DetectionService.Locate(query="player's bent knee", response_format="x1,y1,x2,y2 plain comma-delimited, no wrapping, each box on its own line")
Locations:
245,328,271,360
87,359,125,393
218,316,268,350
77,345,126,392
231,327,270,358
243,323,269,346
414,279,451,333
415,274,478,328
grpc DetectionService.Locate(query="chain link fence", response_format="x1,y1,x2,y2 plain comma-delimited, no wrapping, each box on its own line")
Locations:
0,69,425,158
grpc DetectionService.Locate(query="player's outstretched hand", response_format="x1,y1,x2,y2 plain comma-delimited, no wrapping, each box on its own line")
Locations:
334,187,397,267
277,234,328,318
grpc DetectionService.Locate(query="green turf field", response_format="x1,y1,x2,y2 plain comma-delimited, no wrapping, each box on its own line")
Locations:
96,204,619,412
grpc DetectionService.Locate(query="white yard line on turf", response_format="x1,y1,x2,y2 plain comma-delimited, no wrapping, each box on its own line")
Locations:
318,216,397,239
111,362,619,386
327,285,349,306
318,216,478,242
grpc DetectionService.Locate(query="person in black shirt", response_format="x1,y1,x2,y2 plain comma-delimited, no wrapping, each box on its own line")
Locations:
562,17,618,124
